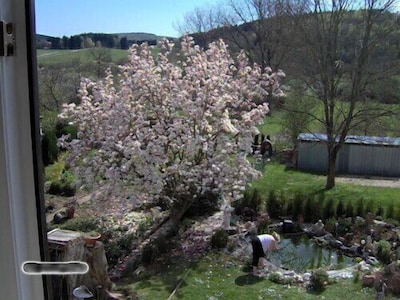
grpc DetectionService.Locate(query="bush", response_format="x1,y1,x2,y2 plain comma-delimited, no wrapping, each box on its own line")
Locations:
136,216,154,237
233,188,263,216
376,206,385,218
304,195,322,223
211,229,229,249
59,217,99,232
324,217,337,234
251,189,263,212
355,198,365,217
336,218,352,236
323,198,335,221
269,272,283,284
55,120,78,139
285,198,293,217
386,202,396,220
184,190,221,218
364,200,375,216
141,244,156,265
309,269,329,292
266,190,283,219
291,192,304,221
42,130,59,166
345,200,354,218
140,236,171,266
336,199,345,218
46,153,77,196
48,181,75,196
257,213,270,234
376,240,392,264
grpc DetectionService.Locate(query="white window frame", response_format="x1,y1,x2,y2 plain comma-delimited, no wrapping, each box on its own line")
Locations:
0,0,49,298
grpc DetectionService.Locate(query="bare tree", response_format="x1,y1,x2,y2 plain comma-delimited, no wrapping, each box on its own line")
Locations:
176,0,308,71
221,0,306,71
175,4,225,35
39,60,81,113
287,0,399,189
88,45,112,78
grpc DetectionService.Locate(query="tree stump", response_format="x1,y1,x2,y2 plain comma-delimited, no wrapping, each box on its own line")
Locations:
78,241,112,300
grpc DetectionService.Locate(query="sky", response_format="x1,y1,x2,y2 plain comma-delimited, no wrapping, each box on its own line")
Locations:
35,0,215,38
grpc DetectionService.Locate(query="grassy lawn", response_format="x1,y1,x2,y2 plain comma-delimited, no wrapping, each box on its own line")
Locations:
120,250,396,299
251,162,400,218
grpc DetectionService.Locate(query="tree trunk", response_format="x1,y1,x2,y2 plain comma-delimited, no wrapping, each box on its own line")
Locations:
118,199,197,277
326,150,337,190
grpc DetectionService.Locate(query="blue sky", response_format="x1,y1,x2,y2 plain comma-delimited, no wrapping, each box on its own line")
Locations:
35,0,216,38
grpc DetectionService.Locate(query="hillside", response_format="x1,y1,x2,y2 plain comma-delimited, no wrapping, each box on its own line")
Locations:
36,32,177,49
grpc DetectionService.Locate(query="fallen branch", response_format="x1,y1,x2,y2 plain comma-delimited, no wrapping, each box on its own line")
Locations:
167,269,191,300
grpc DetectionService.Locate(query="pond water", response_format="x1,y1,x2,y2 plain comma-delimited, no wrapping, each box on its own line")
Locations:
267,234,355,273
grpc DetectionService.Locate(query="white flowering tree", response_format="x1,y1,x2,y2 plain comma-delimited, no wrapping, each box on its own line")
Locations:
59,36,284,222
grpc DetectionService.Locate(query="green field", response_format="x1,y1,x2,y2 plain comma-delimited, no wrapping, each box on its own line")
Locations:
37,48,130,65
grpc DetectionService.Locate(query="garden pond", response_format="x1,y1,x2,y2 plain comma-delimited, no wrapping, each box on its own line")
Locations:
267,234,355,273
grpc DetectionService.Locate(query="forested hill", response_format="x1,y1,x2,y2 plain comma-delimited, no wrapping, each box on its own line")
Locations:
36,32,177,50
189,10,400,66
187,9,400,104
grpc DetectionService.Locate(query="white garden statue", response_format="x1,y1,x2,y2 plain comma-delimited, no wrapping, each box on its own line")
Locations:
222,200,235,230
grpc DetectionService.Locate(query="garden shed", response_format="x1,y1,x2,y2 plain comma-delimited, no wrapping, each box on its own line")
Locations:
297,133,400,177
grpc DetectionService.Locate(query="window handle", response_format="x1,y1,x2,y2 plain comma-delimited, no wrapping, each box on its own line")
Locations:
0,21,15,56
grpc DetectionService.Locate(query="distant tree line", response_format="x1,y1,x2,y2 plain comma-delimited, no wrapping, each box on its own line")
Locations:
37,33,157,50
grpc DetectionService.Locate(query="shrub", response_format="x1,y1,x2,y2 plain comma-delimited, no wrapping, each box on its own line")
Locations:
141,243,156,265
386,202,396,220
291,192,304,221
285,199,293,217
364,200,375,216
323,198,335,221
48,170,76,196
278,191,287,215
376,240,392,264
55,120,77,139
355,197,365,217
257,213,270,234
324,217,337,234
136,216,154,237
184,190,221,217
345,200,354,218
269,272,283,284
59,217,99,232
106,242,126,267
251,189,263,212
266,190,283,219
304,195,322,223
42,130,59,166
376,206,385,218
336,218,352,236
233,188,262,216
154,235,170,254
309,269,329,292
336,199,345,218
48,181,76,197
211,229,229,249
46,153,77,196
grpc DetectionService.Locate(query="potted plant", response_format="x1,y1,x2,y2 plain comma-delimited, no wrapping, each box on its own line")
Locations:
83,230,101,247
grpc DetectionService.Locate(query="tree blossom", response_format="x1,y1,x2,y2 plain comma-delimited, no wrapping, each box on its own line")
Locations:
59,36,284,210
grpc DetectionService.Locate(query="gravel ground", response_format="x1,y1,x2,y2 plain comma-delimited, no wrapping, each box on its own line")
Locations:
336,176,400,188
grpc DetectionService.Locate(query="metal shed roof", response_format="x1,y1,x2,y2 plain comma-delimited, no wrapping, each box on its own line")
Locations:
298,133,400,146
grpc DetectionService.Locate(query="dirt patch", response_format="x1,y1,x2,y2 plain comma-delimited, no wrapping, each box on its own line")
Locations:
336,176,400,188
